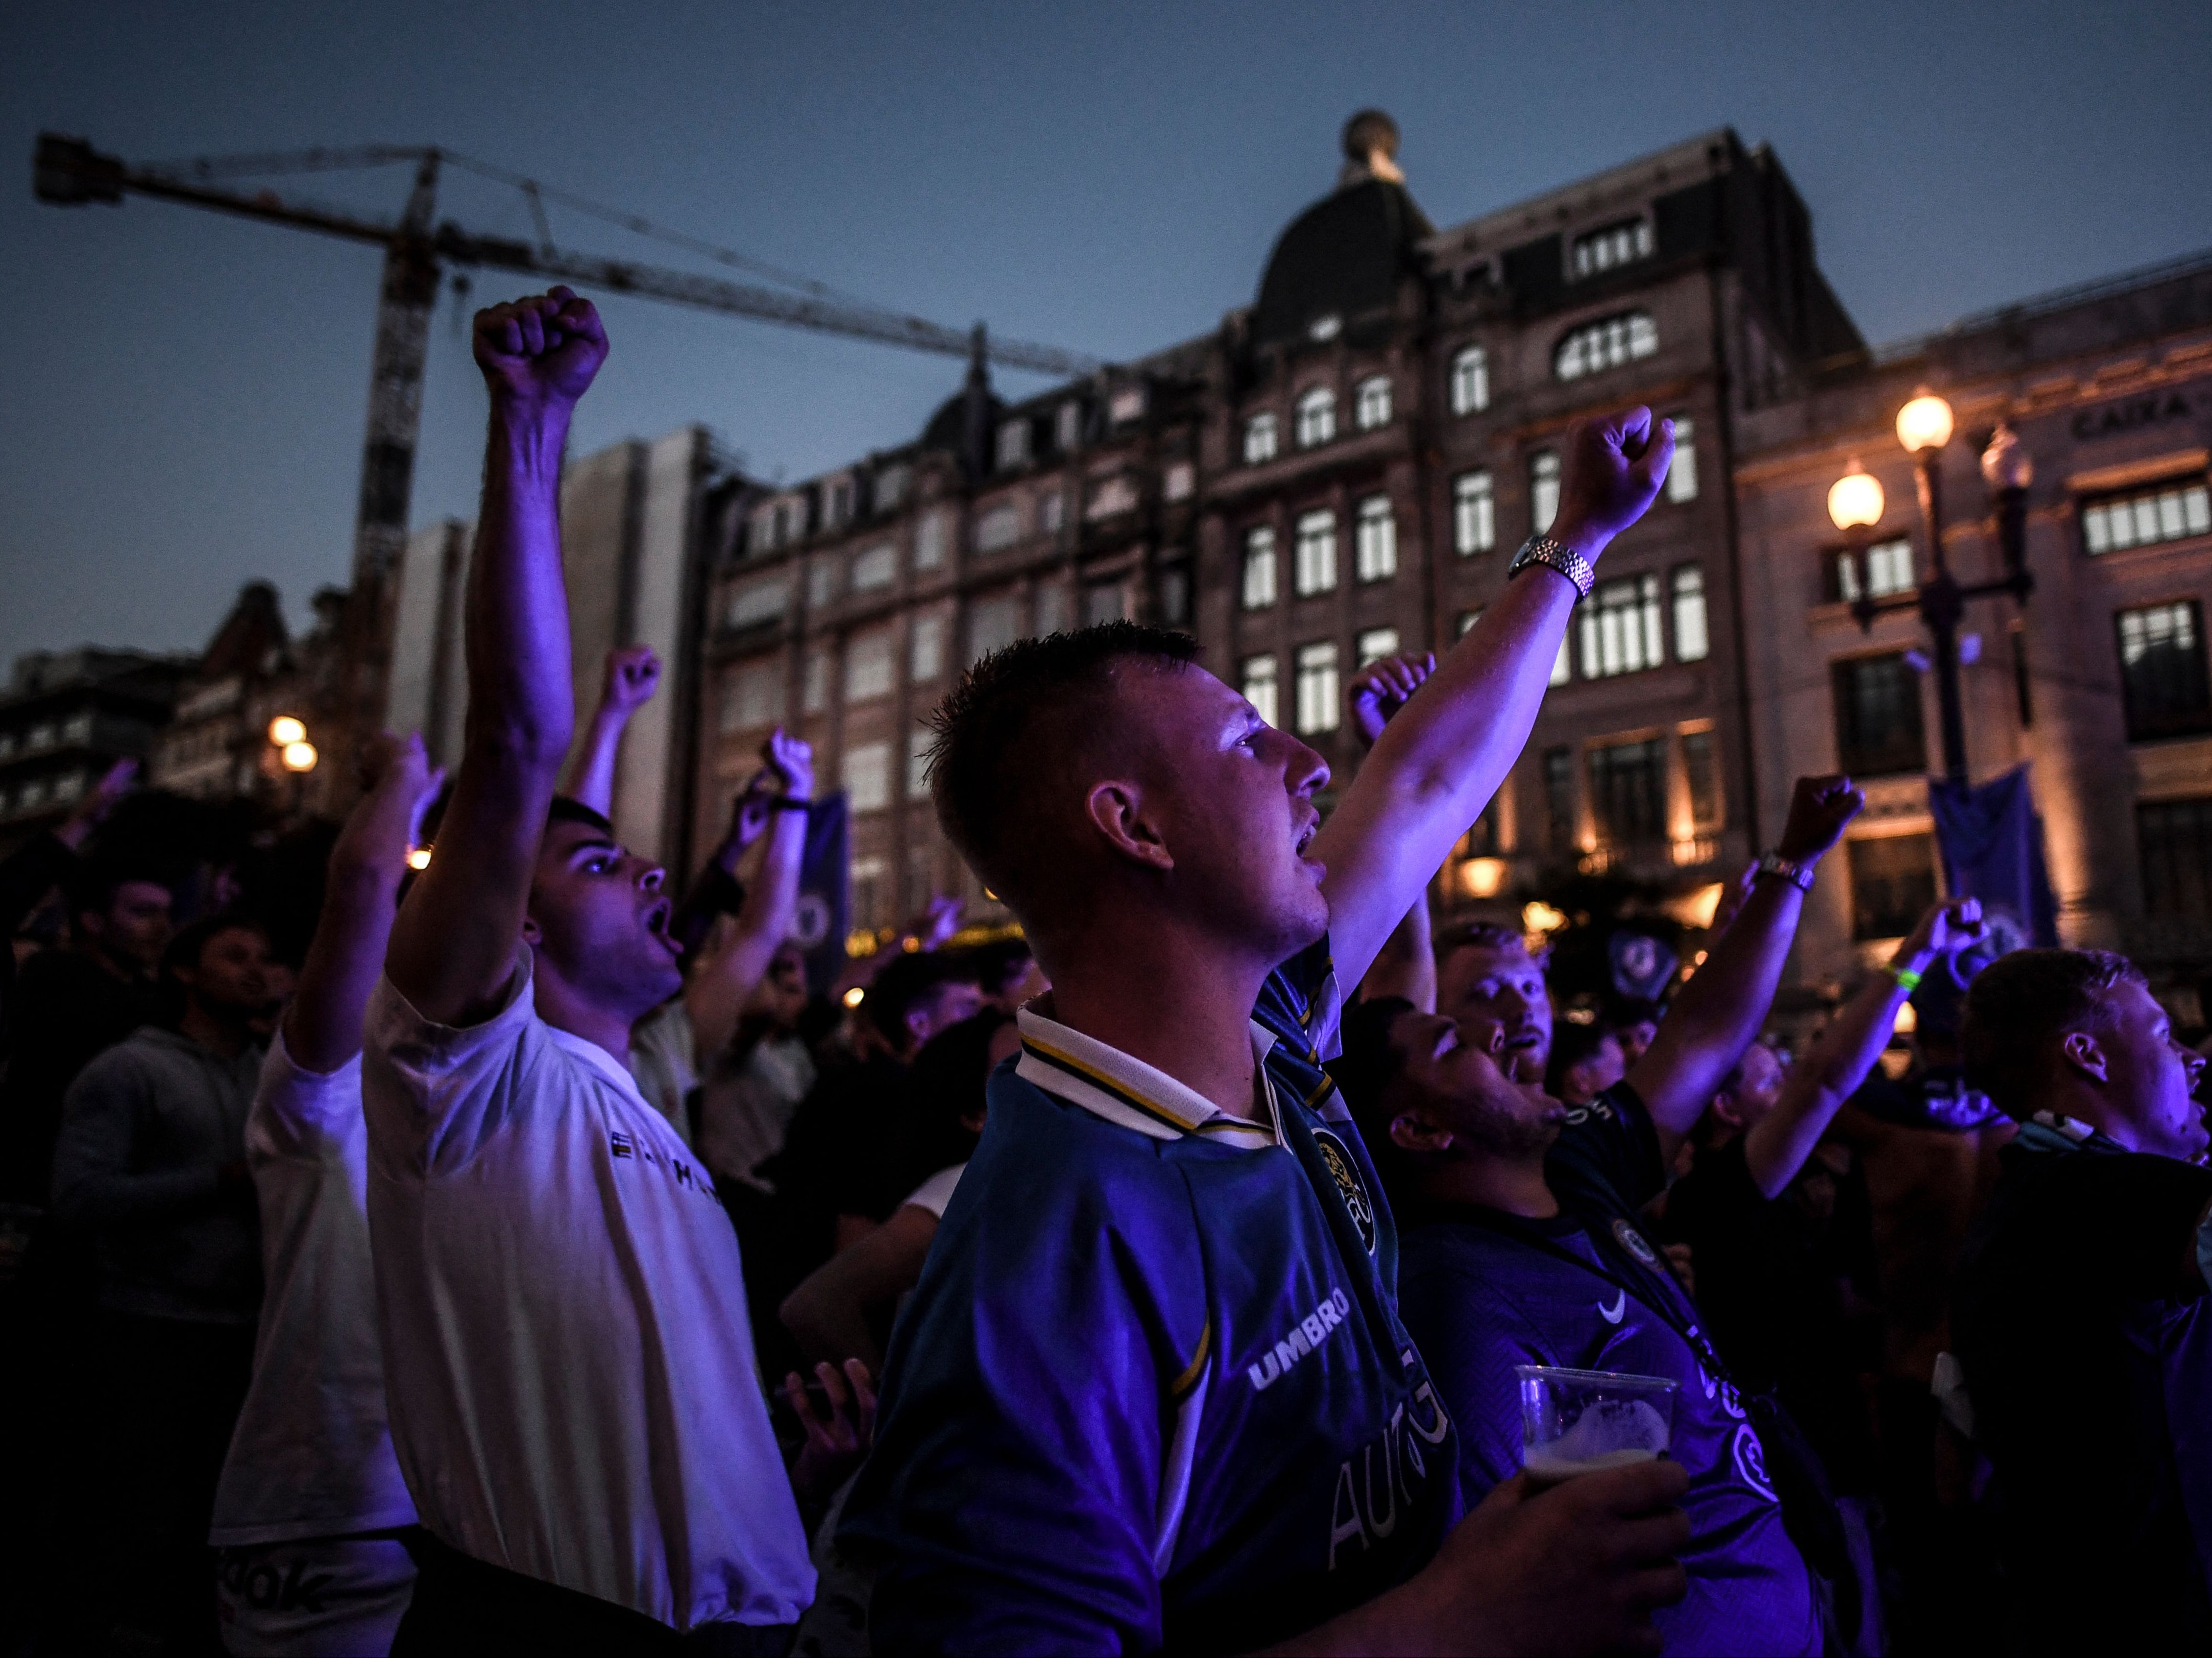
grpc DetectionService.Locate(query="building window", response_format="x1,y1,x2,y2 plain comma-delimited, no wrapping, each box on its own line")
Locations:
1055,401,1083,451
1551,635,1572,687
915,510,946,571
50,772,82,803
996,420,1030,470
1242,653,1280,727
845,630,895,703
1848,834,1938,941
1833,652,1927,776
1530,450,1561,535
1672,566,1709,662
2139,797,2212,924
844,742,892,813
1244,412,1279,465
1682,727,1721,826
1453,470,1495,556
1355,496,1397,583
1295,510,1338,596
1554,311,1658,382
1109,385,1146,425
63,712,95,745
1543,745,1576,855
906,729,933,798
969,593,1021,663
1041,490,1065,533
1357,626,1401,666
1457,607,1482,638
802,649,830,714
1449,345,1490,415
1587,736,1670,848
1665,416,1698,503
874,466,910,514
1295,387,1337,449
851,543,897,591
720,661,785,733
1035,583,1070,637
724,576,789,629
1295,642,1341,734
850,855,887,929
1159,563,1193,629
2117,600,2212,740
1354,376,1392,431
826,479,855,528
1087,475,1139,521
910,613,946,683
1570,218,1654,279
1834,536,1915,602
1164,461,1195,502
806,556,838,608
2083,477,2212,555
974,503,1022,553
1242,527,1279,609
1579,574,1664,679
1084,582,1128,626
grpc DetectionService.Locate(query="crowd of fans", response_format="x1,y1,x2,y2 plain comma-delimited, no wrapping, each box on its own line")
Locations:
2,287,2207,1658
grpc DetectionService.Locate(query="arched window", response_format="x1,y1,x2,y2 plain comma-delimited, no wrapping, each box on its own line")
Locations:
1554,312,1658,382
1295,386,1337,449
1354,376,1392,431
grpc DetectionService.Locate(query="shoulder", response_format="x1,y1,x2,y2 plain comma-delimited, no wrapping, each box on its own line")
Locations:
1255,934,1344,1061
67,1030,167,1092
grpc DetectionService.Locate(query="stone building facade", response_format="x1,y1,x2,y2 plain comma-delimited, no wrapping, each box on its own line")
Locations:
1734,255,2212,1000
697,121,1862,939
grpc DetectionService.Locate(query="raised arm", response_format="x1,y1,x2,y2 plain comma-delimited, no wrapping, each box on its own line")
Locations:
686,729,814,1061
287,735,442,1073
1628,776,1863,1158
1743,898,1985,1198
562,645,661,817
1345,654,1439,1011
386,288,608,1026
1313,409,1674,987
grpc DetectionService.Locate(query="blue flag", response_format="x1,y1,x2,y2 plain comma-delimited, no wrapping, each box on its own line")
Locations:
789,791,851,998
1927,763,2059,948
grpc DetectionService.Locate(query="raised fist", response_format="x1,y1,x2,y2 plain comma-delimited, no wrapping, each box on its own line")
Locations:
473,286,608,410
761,727,815,802
1904,896,1989,961
1775,775,1865,866
1347,651,1436,746
1551,407,1677,557
343,732,445,874
601,645,662,716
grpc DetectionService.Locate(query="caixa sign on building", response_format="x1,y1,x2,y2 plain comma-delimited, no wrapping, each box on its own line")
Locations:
2072,389,2195,441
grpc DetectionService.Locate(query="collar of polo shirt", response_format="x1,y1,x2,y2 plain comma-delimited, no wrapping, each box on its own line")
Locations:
1015,1004,1281,1151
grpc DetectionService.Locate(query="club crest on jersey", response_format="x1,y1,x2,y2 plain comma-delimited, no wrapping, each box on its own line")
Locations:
1312,1129,1378,1254
1611,1218,1659,1266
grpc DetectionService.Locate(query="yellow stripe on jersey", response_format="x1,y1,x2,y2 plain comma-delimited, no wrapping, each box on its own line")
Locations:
1021,1038,1203,1136
1169,1320,1212,1399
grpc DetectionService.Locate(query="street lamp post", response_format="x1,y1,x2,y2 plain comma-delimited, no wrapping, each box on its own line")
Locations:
1828,391,2036,787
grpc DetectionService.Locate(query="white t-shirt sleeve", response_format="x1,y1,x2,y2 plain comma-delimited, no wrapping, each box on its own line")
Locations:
248,1030,366,1163
362,946,547,1178
901,1162,966,1221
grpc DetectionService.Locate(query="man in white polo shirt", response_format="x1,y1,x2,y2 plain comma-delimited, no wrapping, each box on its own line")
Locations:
367,287,819,1655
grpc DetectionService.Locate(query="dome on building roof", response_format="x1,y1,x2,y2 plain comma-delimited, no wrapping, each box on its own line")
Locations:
921,384,1003,453
1251,112,1433,351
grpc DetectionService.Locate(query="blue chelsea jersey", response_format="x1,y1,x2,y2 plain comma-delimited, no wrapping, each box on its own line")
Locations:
840,938,1457,1655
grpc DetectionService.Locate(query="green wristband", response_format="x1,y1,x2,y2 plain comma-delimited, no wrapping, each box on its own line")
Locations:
1890,965,1923,992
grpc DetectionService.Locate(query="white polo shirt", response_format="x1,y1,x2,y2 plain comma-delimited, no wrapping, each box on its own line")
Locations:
361,949,813,1631
210,1036,417,1546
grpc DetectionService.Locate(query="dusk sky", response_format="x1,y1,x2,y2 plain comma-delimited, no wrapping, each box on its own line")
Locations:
5,0,2209,669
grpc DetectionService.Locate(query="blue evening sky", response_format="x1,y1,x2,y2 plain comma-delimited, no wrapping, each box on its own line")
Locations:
3,0,2207,666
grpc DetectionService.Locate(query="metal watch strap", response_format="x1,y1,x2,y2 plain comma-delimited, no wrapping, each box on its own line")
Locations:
1508,535,1595,600
1755,850,1816,892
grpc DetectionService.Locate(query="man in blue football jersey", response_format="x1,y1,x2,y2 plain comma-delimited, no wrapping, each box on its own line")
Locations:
1339,777,1867,1656
842,408,1696,1655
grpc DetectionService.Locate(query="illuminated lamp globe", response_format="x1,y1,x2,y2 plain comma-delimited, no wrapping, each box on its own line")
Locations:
1895,390,1955,456
1827,465,1885,532
280,741,318,773
268,715,307,747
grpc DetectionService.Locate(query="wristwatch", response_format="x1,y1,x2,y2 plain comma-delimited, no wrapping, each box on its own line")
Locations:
1754,850,1817,893
1507,535,1596,600
770,797,813,813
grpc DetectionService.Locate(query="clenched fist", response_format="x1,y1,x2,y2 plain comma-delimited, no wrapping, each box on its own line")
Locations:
473,286,608,410
1551,407,1677,561
601,645,662,716
1775,775,1865,867
1347,651,1436,746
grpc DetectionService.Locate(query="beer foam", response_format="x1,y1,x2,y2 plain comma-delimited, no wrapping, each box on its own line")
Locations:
1525,1396,1671,1480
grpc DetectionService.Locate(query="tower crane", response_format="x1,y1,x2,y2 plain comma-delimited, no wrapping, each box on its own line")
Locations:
32,133,1103,779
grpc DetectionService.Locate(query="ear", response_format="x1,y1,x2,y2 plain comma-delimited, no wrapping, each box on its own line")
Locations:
1388,1109,1455,1156
520,912,544,947
959,1107,987,1135
1709,1090,1745,1130
1083,780,1173,873
2059,1031,2109,1084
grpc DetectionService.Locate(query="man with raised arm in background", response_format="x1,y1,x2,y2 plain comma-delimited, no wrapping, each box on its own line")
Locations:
365,288,838,1656
843,409,1696,1655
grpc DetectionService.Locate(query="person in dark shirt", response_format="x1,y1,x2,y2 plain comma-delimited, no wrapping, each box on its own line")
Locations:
845,407,1695,1656
1353,776,1865,1656
1951,947,2212,1654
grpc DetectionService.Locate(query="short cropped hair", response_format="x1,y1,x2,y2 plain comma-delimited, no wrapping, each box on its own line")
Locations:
864,950,985,1050
924,622,1199,915
1960,948,2147,1115
1435,920,1541,977
65,857,170,923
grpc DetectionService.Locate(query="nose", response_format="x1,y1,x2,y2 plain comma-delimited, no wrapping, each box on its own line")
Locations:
637,861,666,893
1285,735,1330,798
